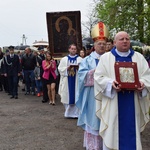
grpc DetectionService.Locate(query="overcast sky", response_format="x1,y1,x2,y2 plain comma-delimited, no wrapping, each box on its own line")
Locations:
0,0,93,47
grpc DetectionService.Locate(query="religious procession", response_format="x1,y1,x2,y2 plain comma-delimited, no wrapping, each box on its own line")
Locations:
0,8,150,150
1,20,150,150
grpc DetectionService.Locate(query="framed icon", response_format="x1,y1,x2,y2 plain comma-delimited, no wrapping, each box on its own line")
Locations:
114,62,141,90
70,64,79,69
46,11,82,58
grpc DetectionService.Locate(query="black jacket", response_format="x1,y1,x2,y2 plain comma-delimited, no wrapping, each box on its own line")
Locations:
4,54,21,76
36,54,45,77
21,53,36,70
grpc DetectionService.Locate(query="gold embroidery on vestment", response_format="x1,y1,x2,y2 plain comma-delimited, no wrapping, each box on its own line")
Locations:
68,67,76,76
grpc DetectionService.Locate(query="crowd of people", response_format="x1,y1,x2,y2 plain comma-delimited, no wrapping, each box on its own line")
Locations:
0,46,59,105
0,22,150,150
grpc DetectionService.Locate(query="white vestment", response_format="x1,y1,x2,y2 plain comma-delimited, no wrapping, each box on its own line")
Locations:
58,55,82,118
94,51,150,150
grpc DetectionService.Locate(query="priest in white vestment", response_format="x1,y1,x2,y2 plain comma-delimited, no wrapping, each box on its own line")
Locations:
94,31,150,150
58,44,82,118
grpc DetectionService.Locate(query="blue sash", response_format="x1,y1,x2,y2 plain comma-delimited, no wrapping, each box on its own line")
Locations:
111,47,136,150
67,55,78,104
95,59,99,66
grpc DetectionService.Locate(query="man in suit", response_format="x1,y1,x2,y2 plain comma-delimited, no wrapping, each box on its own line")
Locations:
4,46,21,99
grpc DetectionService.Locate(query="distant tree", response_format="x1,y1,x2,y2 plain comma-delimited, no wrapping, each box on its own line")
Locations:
82,14,99,38
144,0,150,45
81,0,98,38
94,0,150,44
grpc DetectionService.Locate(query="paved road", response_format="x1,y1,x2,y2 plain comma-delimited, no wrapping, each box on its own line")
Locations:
0,84,149,150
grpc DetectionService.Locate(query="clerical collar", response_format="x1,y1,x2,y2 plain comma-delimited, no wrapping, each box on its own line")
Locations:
93,51,102,59
115,48,131,57
68,54,77,58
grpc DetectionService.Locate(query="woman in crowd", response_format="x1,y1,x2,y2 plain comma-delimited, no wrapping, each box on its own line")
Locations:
79,49,86,58
42,52,57,105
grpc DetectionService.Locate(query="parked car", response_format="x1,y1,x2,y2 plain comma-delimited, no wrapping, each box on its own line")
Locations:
130,40,145,47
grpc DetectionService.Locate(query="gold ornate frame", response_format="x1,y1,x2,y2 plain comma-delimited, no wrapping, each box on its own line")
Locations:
114,62,141,90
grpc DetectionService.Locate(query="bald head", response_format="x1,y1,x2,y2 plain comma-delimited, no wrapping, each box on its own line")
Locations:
114,31,129,40
114,31,130,52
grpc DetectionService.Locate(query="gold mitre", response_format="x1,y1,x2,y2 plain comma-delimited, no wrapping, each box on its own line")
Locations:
91,22,109,41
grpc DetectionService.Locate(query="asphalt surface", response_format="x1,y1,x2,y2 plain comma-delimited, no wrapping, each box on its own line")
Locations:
0,83,149,150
